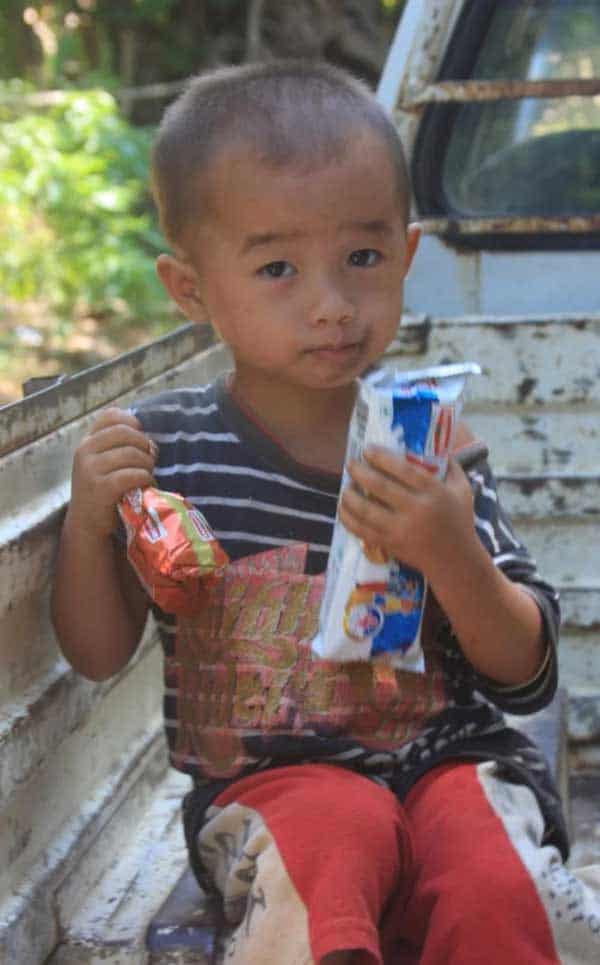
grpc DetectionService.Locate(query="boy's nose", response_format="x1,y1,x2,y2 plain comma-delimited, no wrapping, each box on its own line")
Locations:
309,277,355,327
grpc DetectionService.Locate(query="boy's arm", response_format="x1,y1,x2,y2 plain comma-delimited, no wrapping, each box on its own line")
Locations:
52,513,149,680
439,454,559,710
51,408,156,681
423,474,549,686
340,438,558,692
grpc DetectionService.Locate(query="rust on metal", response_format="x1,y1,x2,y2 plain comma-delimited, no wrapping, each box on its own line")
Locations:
419,215,600,235
385,313,431,356
402,78,600,110
0,323,216,458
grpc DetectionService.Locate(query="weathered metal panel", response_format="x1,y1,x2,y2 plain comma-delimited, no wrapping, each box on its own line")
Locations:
403,239,482,316
405,237,600,316
0,342,231,537
0,648,163,888
402,78,600,110
377,0,466,162
0,630,157,810
0,589,58,704
378,0,465,112
479,250,600,317
459,410,599,474
512,518,596,584
558,633,600,698
0,323,215,457
569,696,600,743
50,770,193,965
496,475,600,520
0,508,63,625
0,731,170,965
556,587,600,631
420,216,600,235
388,314,600,406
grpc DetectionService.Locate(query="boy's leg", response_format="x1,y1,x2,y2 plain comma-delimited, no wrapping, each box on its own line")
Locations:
382,761,600,965
190,763,412,965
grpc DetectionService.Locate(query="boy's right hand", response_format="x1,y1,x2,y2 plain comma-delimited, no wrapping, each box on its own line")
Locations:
68,407,158,540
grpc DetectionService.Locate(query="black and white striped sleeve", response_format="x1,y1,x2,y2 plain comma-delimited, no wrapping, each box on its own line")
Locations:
467,460,560,714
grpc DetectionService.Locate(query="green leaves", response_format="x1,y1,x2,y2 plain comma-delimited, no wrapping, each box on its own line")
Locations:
0,85,168,321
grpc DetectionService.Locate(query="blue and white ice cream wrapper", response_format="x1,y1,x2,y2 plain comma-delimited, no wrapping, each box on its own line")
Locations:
312,362,481,671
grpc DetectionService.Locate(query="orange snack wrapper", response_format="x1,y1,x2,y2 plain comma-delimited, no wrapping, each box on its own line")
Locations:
118,487,229,614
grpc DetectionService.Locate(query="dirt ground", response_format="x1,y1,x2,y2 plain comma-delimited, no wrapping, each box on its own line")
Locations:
0,300,180,406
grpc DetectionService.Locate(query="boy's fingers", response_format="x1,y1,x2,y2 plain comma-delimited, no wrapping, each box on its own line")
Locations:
444,458,475,509
349,452,427,501
445,457,462,481
445,457,473,491
342,485,394,533
84,422,157,458
348,460,406,509
95,445,157,477
339,500,391,548
104,467,156,500
362,446,434,490
91,406,141,433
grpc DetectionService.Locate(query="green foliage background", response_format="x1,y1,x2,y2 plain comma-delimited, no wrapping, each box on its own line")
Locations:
0,84,167,323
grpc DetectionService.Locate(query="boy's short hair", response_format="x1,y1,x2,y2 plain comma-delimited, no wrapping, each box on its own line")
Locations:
152,59,411,248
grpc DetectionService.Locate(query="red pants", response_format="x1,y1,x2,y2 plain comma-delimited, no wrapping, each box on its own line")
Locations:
193,762,599,964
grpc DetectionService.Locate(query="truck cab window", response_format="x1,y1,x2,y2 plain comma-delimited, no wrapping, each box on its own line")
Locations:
413,0,600,239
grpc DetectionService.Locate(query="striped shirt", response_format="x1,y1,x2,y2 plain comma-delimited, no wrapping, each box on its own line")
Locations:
136,376,339,574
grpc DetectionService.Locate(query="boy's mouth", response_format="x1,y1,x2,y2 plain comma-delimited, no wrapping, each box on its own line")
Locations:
307,338,364,357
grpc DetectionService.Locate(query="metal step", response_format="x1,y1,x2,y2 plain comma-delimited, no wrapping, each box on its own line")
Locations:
459,409,599,475
496,474,600,520
0,630,157,814
48,768,197,965
0,726,169,965
0,638,163,895
509,518,596,585
558,586,600,630
387,313,600,406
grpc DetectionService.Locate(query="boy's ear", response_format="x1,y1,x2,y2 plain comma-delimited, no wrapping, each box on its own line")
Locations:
156,254,208,322
403,222,421,276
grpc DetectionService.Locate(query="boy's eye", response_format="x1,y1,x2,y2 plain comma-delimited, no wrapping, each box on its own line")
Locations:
258,260,295,279
349,249,381,268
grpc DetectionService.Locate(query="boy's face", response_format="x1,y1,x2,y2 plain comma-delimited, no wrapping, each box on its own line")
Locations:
161,131,419,395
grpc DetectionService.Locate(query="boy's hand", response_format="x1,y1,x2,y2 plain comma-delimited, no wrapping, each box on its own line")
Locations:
338,445,476,580
68,407,158,540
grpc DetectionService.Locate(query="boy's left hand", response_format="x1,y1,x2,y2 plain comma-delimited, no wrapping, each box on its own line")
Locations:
339,445,476,579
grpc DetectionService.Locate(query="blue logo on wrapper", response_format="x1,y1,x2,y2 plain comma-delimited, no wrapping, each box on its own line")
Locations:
345,603,384,641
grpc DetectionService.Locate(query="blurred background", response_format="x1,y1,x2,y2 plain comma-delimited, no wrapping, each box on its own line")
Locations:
0,0,405,404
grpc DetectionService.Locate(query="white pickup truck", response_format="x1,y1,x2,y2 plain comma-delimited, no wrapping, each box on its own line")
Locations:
1,1,599,961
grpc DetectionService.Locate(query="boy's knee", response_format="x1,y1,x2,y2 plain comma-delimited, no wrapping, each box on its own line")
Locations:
427,856,541,936
293,767,412,870
215,765,412,908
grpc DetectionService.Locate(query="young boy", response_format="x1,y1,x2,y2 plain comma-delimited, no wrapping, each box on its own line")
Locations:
51,61,600,964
